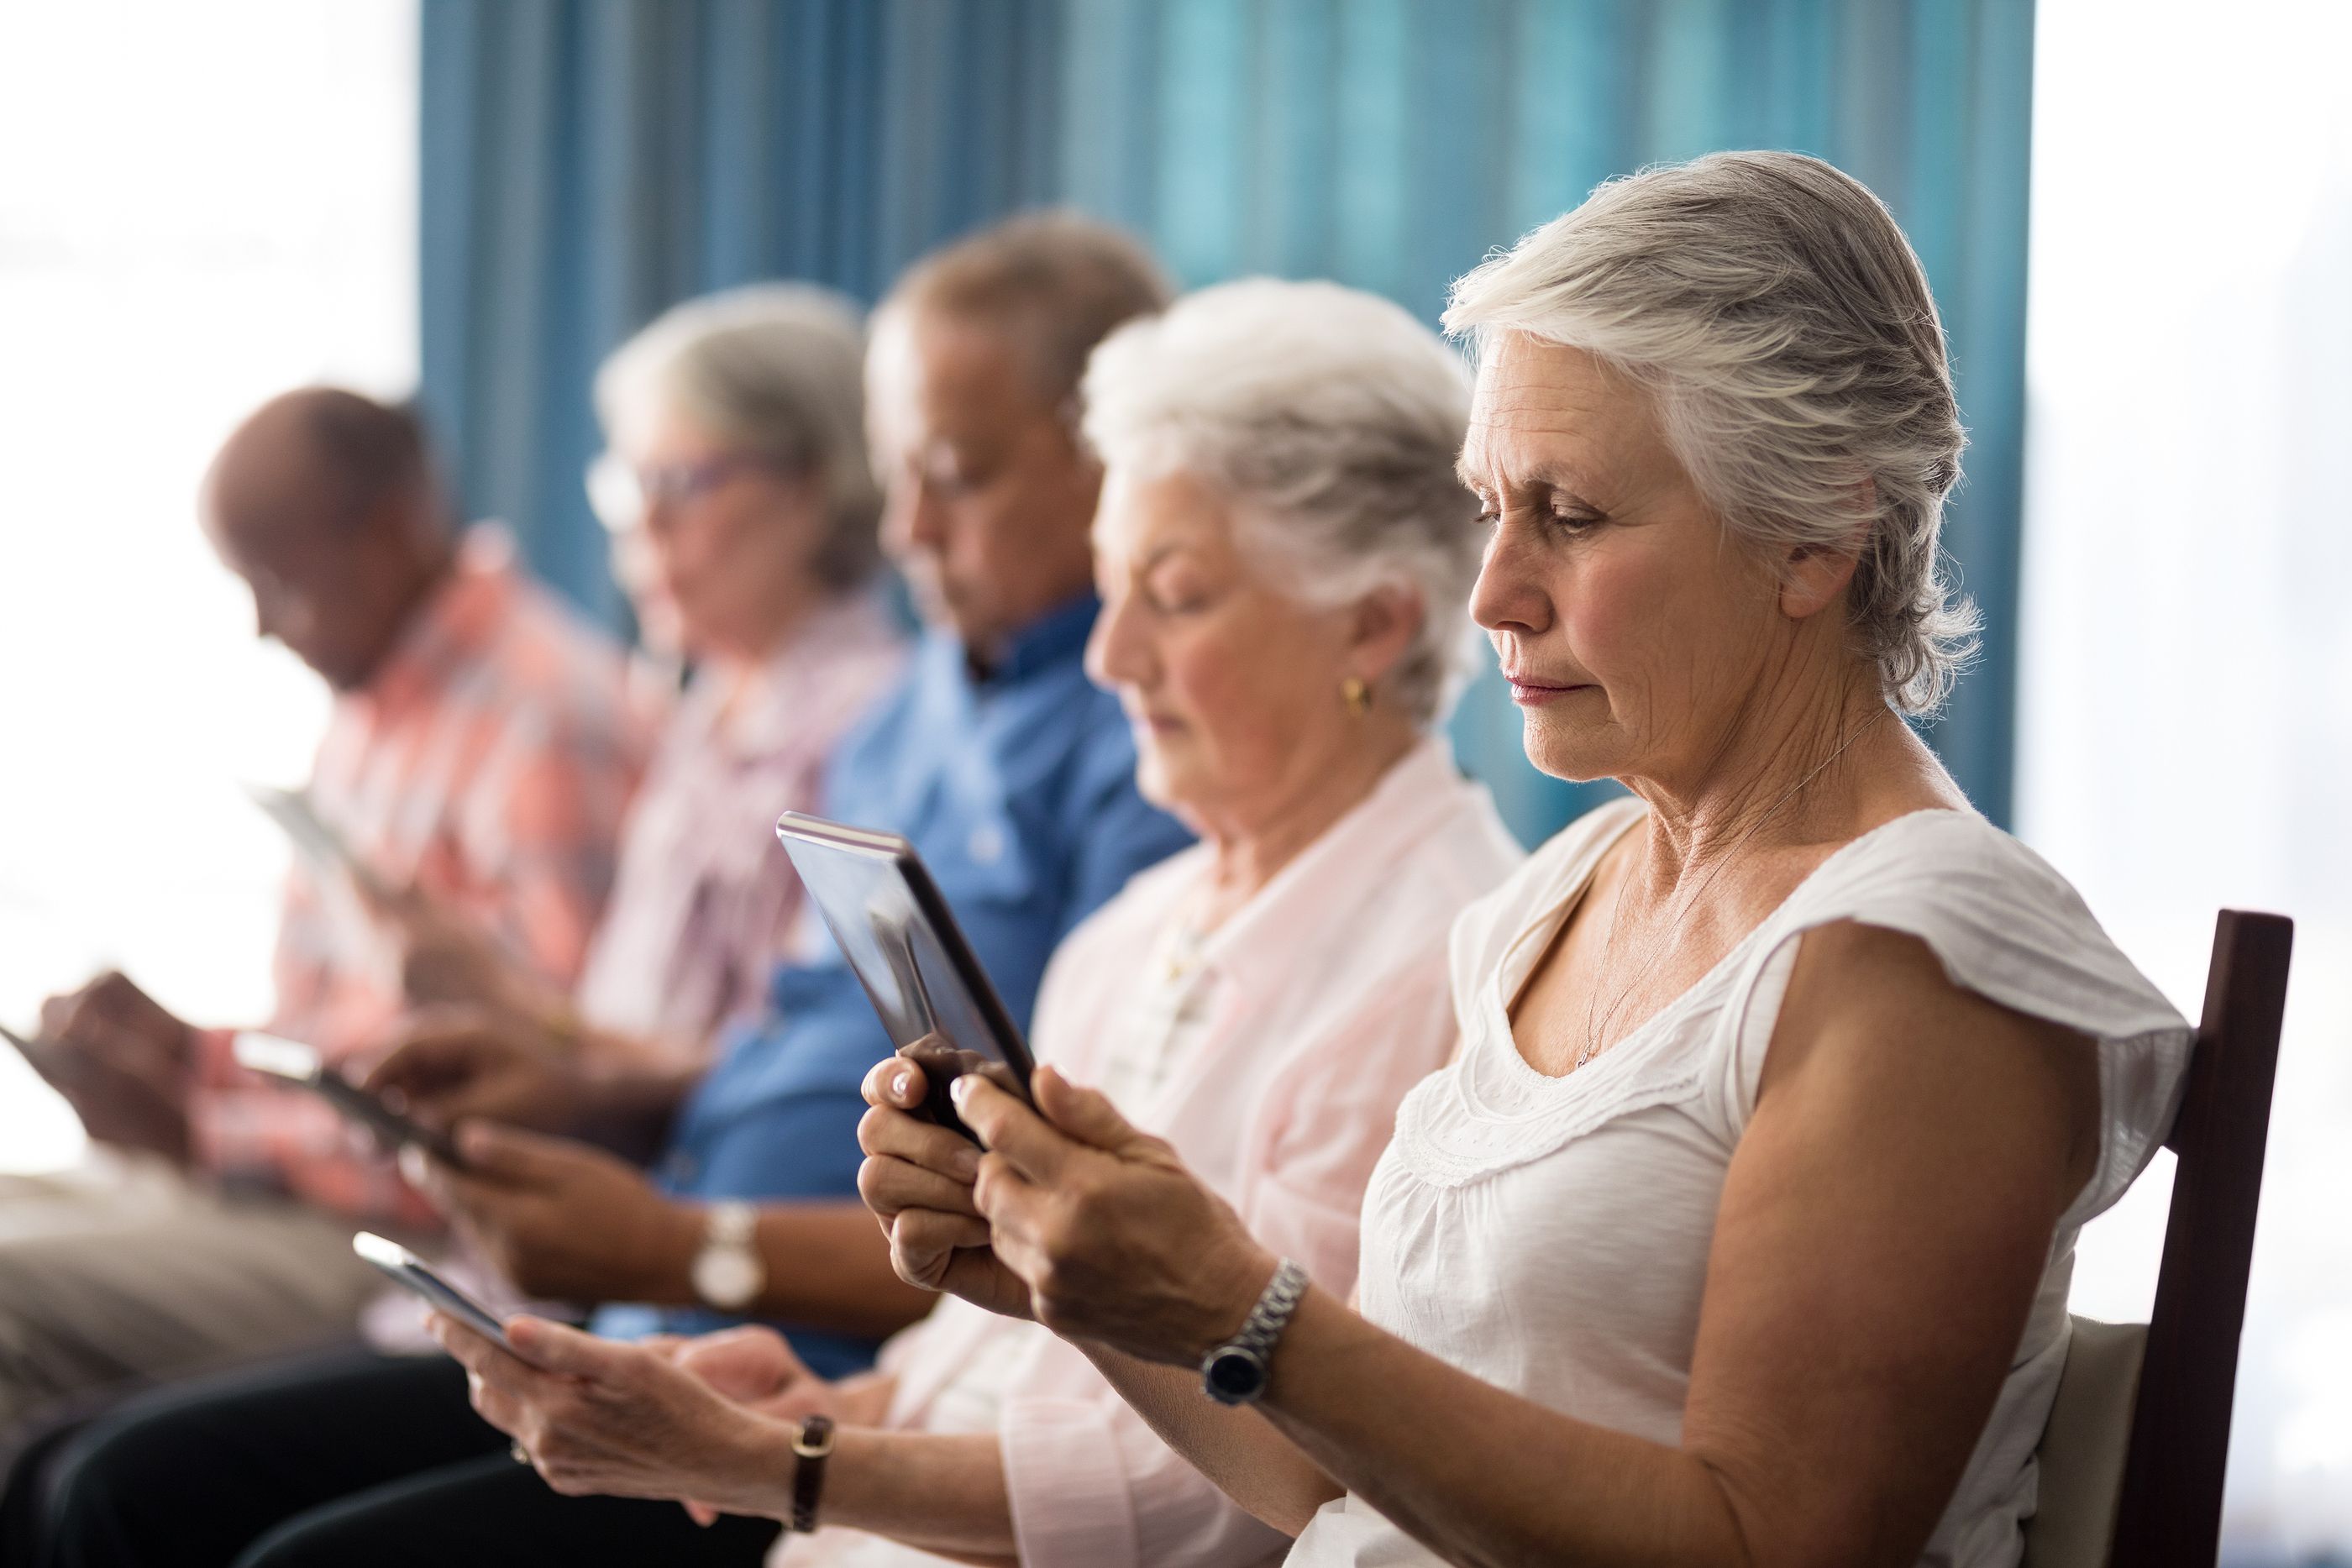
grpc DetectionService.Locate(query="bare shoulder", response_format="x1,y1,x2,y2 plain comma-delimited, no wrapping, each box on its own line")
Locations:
1761,919,2102,1202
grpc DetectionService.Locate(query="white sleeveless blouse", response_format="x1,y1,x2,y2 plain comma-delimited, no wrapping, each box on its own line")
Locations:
1285,800,2193,1568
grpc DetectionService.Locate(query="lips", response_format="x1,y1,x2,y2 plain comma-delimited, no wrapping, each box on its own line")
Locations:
1502,669,1592,705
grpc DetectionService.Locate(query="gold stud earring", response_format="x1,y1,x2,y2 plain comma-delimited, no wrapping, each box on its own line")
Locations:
1341,676,1372,716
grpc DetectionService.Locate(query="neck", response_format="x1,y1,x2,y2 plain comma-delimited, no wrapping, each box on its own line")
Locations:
1193,719,1419,926
1621,660,1913,890
351,532,459,689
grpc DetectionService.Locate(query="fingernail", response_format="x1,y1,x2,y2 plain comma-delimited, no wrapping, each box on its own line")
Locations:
950,1144,982,1181
948,1075,974,1109
890,1068,912,1099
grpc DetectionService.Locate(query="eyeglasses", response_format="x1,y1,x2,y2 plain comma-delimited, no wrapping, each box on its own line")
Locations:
584,452,780,532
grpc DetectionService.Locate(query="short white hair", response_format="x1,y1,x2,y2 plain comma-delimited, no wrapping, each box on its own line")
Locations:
1445,150,1978,714
1080,278,1480,726
596,283,882,587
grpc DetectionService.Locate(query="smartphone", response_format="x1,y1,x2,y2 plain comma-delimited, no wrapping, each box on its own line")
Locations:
0,1021,61,1078
244,783,391,901
351,1231,533,1361
234,1031,470,1171
774,810,1035,1143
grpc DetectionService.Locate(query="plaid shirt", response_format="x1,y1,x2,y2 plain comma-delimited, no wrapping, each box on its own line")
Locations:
192,527,652,1223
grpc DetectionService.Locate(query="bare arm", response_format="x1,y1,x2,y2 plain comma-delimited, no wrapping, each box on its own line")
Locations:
947,922,2099,1568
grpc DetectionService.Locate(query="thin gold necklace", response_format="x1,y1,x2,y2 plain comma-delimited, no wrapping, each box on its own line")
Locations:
1572,723,1868,1071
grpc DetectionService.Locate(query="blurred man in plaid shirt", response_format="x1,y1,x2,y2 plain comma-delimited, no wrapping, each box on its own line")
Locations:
0,388,650,1429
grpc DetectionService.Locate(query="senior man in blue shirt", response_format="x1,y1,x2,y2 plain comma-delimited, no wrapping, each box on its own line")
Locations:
27,215,1190,1568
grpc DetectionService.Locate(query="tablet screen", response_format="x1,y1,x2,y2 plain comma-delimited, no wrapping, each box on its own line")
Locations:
775,813,1031,1083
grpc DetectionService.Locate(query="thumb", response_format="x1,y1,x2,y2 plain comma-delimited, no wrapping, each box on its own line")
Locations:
1031,1065,1152,1155
503,1315,629,1379
454,1120,570,1185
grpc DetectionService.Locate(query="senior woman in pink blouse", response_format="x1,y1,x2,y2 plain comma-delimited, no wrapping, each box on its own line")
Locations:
394,284,905,1046
428,276,1525,1567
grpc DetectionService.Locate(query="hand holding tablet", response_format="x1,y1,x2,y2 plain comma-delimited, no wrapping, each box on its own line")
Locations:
774,810,1035,1143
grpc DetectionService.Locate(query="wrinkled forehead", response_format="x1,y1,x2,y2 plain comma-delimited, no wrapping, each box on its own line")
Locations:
1457,333,1665,496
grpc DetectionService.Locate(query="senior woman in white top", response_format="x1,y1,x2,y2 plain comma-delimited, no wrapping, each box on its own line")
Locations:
426,279,1524,1566
851,153,2194,1568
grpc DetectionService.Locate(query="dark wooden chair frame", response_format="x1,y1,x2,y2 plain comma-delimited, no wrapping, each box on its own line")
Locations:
2108,909,2295,1568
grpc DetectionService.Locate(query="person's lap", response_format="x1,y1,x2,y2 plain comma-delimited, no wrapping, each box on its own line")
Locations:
237,1453,779,1568
0,1160,379,1435
29,1343,776,1568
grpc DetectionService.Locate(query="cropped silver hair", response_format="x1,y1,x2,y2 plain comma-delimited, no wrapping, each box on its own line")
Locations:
1444,150,1978,714
1079,278,1480,726
596,283,883,588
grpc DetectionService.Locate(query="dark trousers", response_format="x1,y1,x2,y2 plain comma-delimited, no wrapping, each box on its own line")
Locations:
13,1349,778,1568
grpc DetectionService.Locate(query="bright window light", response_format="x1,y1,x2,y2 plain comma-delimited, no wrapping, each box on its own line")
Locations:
0,0,418,1173
2024,0,2352,1556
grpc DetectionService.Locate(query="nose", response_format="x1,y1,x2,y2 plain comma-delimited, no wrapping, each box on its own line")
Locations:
881,478,945,562
1084,586,1149,692
1468,518,1552,638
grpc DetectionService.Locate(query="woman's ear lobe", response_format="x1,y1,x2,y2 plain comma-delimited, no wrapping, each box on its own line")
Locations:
1349,585,1424,676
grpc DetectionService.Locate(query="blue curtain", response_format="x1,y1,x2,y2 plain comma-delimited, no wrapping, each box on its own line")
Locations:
419,0,2034,842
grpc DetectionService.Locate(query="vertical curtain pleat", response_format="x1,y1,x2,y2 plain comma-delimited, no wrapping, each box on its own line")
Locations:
418,0,2035,839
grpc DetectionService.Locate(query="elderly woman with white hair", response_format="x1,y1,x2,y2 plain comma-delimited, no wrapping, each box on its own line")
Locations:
428,276,1525,1567
834,153,2196,1568
399,284,906,1044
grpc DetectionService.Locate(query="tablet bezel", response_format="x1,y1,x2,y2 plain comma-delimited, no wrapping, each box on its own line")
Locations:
774,810,1037,1093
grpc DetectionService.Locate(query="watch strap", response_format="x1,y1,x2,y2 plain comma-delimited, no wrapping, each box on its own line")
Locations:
1202,1257,1309,1402
789,1413,835,1532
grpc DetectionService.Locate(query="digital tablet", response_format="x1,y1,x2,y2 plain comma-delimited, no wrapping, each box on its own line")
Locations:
234,1031,470,1170
774,810,1033,1141
351,1231,532,1360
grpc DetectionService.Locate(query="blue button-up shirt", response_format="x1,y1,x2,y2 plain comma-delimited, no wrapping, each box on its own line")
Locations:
594,595,1192,1376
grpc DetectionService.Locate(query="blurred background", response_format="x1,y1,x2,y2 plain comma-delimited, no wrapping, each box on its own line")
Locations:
0,1,2343,1560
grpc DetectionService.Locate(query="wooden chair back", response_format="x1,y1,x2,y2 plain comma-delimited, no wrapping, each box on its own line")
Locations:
2022,908,2293,1568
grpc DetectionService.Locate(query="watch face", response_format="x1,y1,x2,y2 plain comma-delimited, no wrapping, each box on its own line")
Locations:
1205,1346,1267,1405
693,1246,763,1311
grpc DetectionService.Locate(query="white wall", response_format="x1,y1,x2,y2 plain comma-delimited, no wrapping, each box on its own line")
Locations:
0,0,418,1172
2023,1,2352,1556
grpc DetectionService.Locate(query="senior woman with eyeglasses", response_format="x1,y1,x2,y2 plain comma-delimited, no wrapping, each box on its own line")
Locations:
850,153,2195,1568
396,284,906,1044
426,277,1525,1568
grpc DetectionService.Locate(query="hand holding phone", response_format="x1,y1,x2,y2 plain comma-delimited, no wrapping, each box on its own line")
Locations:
351,1231,534,1362
234,1032,470,1170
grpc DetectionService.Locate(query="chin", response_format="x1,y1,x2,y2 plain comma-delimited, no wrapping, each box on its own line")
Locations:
1520,713,1621,784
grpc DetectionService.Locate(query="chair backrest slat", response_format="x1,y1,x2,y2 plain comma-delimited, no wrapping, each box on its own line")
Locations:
2108,910,2293,1568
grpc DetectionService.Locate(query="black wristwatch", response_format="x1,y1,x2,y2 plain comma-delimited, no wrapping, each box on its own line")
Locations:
1200,1257,1309,1406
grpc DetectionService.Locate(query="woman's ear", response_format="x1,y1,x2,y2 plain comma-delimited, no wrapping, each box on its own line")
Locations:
1779,485,1872,621
1347,583,1424,686
1779,541,1861,621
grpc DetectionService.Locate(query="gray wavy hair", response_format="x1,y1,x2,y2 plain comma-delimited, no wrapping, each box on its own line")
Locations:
1443,150,1978,714
1079,278,1482,726
596,283,882,588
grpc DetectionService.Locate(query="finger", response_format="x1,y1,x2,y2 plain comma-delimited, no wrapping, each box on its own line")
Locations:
452,1120,575,1185
890,1206,992,1271
685,1501,719,1528
950,1076,1074,1183
858,1154,984,1222
429,1312,543,1392
361,1030,476,1099
502,1315,635,1381
1031,1065,1156,1156
857,1104,983,1182
861,1054,930,1111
